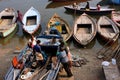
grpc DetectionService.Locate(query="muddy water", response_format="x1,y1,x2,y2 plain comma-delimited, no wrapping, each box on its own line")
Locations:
0,0,120,80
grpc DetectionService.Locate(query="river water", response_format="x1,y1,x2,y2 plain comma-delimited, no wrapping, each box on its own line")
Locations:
0,0,120,79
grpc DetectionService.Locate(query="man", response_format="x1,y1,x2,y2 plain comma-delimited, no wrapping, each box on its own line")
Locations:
33,40,44,67
57,41,73,77
85,2,90,10
33,40,47,66
33,40,41,53
97,4,101,10
17,10,23,24
73,2,78,8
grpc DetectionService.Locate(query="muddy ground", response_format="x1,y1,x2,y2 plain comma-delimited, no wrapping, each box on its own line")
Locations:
58,47,106,80
71,48,105,80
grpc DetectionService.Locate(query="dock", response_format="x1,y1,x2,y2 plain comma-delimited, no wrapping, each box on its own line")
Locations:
102,62,120,80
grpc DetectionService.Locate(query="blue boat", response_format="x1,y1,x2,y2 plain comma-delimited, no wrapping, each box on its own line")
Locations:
111,0,120,4
4,46,29,80
5,28,62,80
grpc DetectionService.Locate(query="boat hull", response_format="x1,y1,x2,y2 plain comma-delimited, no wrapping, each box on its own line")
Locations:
97,16,119,45
97,33,119,45
49,0,67,2
73,13,97,46
111,0,120,4
64,6,115,15
0,8,17,37
22,7,41,35
111,11,120,28
47,13,72,41
23,24,41,35
0,24,17,37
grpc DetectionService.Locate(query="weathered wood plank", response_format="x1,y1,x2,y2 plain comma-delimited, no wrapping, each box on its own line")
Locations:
103,63,120,80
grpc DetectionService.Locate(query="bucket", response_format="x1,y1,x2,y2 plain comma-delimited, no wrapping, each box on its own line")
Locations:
112,58,116,65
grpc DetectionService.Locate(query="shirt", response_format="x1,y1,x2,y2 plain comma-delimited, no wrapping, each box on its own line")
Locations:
17,11,23,21
57,51,68,63
33,44,41,53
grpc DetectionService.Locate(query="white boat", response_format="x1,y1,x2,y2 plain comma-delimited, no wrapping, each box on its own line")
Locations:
22,7,41,35
0,8,17,37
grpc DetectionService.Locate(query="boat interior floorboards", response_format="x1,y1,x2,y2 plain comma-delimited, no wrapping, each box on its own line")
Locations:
100,25,115,33
27,16,36,25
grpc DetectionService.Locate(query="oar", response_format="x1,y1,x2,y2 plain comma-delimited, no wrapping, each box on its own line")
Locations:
97,32,119,55
114,45,120,60
30,57,51,80
39,70,50,80
104,44,120,60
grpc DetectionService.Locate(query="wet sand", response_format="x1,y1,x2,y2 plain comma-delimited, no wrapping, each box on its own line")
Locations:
0,47,23,80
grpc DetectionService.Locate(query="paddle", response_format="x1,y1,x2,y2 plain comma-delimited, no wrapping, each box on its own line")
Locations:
97,32,119,58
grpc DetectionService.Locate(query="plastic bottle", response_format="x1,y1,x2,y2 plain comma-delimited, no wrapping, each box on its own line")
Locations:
112,58,116,65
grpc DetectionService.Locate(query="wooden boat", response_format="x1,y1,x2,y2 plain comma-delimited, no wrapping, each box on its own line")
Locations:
22,7,41,35
111,11,120,27
46,0,87,9
49,0,75,2
97,16,119,44
5,46,29,80
64,5,115,15
0,8,17,37
5,30,62,80
5,45,59,80
47,13,72,41
73,13,97,46
49,0,67,2
49,0,87,2
5,48,48,80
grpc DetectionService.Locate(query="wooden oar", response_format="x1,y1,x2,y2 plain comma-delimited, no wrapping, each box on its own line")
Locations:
29,57,51,80
104,44,120,60
39,70,50,80
97,32,119,56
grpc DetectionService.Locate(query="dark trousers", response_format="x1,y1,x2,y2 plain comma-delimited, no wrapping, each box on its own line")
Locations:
62,62,73,77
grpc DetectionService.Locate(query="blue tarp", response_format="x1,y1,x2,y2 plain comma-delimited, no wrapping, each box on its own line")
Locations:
111,0,120,4
54,21,60,25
